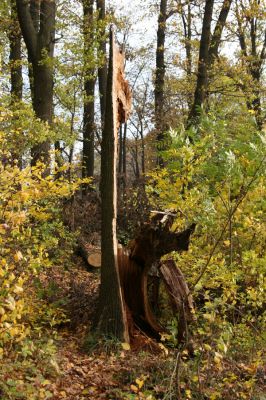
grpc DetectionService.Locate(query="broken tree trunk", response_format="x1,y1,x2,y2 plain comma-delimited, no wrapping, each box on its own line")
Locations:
87,210,196,343
84,222,196,342
126,219,196,341
96,27,131,342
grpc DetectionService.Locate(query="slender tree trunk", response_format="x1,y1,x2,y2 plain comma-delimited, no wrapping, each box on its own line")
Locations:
27,0,40,103
209,0,232,64
9,0,23,103
9,0,23,168
16,0,55,168
155,0,168,166
187,0,214,128
82,0,95,179
97,28,129,342
140,121,145,174
180,1,193,107
134,139,140,179
236,2,265,130
97,0,107,126
31,59,54,166
181,2,192,74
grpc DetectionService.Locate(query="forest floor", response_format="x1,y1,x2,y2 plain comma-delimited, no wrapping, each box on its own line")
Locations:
40,255,266,400
43,257,168,400
33,193,265,400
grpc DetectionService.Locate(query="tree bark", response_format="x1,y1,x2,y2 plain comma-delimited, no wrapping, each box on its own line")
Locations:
184,1,192,77
97,28,130,342
181,1,193,107
187,0,214,128
96,0,107,127
235,1,265,130
16,0,55,168
155,0,168,166
209,0,232,64
122,122,127,187
82,0,96,179
9,0,23,167
9,0,23,103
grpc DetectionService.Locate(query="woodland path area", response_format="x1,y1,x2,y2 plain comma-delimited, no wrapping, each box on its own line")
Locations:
34,192,263,400
43,257,169,400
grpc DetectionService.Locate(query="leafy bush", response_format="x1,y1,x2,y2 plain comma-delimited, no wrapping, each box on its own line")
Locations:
0,106,85,399
147,113,266,399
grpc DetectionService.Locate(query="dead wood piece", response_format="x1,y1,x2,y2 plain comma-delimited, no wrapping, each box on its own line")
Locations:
128,223,196,267
141,264,164,335
159,260,194,319
160,259,195,342
88,253,101,268
79,241,101,268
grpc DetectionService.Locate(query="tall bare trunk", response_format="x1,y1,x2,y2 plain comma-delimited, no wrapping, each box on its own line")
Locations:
187,0,214,128
9,0,23,167
16,0,55,168
82,0,95,178
209,0,232,64
236,1,265,130
9,0,23,103
96,0,107,126
155,0,168,166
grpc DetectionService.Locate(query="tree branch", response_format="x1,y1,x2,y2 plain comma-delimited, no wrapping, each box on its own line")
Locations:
16,0,37,62
209,0,233,63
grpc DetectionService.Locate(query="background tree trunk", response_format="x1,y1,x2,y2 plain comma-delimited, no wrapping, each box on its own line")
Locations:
208,0,232,65
155,0,168,166
9,0,22,103
236,1,266,130
16,0,55,168
97,0,107,127
187,0,214,128
82,0,96,179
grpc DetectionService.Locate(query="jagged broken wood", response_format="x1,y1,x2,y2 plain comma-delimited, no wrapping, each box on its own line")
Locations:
84,212,196,343
125,218,196,341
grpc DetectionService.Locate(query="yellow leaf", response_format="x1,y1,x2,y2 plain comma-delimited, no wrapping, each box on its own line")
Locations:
5,296,16,311
14,251,23,262
130,384,138,393
42,380,51,386
121,342,131,351
136,378,144,389
13,285,24,294
214,352,223,364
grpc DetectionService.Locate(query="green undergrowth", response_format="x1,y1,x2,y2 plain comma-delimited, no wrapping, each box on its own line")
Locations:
0,113,87,398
